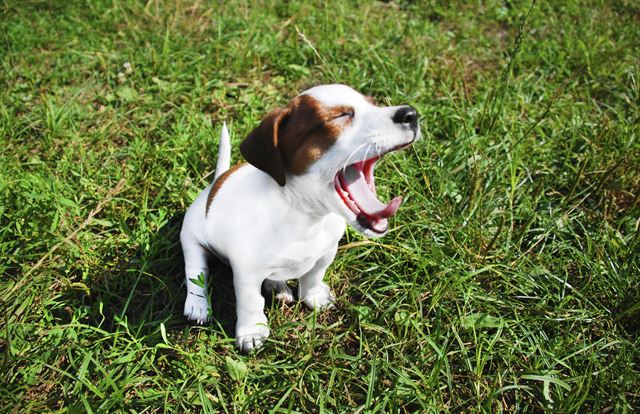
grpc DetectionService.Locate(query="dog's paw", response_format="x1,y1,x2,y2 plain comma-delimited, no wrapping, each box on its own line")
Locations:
275,290,294,304
301,283,335,310
184,293,210,324
235,325,270,353
263,279,294,304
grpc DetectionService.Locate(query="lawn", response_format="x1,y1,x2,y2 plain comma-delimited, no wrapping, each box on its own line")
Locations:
1,0,639,412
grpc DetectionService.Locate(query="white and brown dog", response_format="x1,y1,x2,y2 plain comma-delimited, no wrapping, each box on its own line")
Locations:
181,84,419,352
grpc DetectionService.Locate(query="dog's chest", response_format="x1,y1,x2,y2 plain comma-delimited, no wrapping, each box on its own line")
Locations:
265,214,344,280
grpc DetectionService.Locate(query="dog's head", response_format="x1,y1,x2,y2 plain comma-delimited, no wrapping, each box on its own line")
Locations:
241,84,419,237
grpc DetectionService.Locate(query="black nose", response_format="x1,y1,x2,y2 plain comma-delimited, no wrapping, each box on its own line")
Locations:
392,106,418,130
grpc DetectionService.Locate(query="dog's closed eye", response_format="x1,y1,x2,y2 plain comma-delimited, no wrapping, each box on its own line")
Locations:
333,111,354,120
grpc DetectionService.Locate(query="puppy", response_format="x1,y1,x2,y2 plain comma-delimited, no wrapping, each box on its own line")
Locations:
181,84,419,351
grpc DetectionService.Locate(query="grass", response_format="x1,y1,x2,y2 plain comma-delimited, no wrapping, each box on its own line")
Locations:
1,0,638,412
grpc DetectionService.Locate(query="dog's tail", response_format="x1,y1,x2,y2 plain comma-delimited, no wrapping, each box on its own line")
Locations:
214,122,231,182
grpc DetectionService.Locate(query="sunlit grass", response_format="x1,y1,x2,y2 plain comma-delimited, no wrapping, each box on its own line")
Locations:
1,0,638,412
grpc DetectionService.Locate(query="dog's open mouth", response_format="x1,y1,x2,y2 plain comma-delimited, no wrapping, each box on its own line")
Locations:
334,154,403,234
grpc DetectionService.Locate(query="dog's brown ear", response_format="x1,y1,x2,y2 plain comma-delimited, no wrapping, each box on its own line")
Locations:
240,108,290,186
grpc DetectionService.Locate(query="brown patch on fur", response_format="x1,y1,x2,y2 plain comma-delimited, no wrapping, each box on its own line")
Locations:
240,109,288,186
240,94,353,185
279,95,353,174
365,95,377,105
205,163,247,215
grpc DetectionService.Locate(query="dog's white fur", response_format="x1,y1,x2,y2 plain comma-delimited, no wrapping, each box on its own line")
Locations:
181,84,418,352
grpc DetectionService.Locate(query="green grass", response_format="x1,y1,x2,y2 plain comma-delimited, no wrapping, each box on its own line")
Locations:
1,0,639,411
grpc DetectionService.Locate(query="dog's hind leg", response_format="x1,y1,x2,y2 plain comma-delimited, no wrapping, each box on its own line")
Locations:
181,232,211,324
262,279,294,304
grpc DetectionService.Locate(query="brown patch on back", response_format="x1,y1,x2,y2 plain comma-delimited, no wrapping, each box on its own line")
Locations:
205,163,246,215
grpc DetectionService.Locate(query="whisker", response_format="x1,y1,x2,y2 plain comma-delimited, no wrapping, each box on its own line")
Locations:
362,143,374,165
341,142,368,174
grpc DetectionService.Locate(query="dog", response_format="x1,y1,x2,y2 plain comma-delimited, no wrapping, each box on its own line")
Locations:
181,84,419,352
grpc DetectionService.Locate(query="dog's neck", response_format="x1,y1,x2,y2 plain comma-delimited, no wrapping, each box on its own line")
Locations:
281,174,338,222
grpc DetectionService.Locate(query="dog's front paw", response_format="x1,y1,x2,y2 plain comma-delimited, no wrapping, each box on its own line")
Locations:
301,283,335,310
184,293,210,324
235,325,270,353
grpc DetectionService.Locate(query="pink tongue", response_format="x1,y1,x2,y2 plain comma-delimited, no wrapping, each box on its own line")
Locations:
342,165,402,218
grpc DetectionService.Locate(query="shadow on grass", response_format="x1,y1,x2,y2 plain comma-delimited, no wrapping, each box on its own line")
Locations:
54,210,295,347
61,213,240,341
